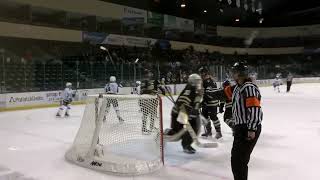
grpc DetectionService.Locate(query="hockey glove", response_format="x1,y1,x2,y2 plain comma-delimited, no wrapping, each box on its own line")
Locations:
247,131,256,141
177,111,189,125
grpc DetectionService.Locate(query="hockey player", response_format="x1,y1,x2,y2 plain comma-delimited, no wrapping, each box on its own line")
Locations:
105,76,123,94
199,67,222,139
286,73,293,92
273,75,282,93
104,76,124,122
56,82,75,117
132,81,141,95
140,70,165,133
165,74,203,154
219,80,235,131
141,70,165,95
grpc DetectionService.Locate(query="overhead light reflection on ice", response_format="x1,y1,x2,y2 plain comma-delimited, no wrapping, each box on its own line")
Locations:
8,146,19,151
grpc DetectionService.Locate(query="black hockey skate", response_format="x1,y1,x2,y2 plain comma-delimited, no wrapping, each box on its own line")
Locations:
215,132,223,139
164,128,176,136
183,146,196,154
64,113,70,117
201,131,212,138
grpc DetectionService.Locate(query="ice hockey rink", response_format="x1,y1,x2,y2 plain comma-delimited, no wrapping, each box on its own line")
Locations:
0,83,320,180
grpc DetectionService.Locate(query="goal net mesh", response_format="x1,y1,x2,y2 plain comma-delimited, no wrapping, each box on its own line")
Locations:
65,94,163,175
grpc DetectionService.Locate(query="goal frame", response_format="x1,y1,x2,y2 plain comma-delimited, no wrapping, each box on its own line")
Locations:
65,94,164,175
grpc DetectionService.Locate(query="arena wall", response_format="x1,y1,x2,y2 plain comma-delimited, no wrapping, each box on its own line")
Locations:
0,77,319,111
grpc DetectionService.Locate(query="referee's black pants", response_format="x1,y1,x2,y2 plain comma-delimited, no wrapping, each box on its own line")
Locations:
231,124,261,180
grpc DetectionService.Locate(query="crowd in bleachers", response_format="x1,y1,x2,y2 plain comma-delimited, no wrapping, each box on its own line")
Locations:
0,37,320,93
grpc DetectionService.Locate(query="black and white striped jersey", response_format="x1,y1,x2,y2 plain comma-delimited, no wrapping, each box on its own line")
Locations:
232,81,263,131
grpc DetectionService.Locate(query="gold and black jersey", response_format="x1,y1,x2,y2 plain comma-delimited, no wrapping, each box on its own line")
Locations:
172,85,203,119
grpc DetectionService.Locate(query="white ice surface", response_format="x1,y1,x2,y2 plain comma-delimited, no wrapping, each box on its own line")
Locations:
1,83,320,180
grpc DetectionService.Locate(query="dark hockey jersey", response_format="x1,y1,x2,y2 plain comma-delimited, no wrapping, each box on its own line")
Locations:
141,79,165,95
202,77,219,107
172,85,203,119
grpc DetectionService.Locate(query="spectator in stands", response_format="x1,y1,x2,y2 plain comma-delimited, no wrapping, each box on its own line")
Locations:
181,71,188,83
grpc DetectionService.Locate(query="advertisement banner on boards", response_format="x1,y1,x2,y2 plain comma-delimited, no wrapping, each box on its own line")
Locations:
45,91,62,103
0,94,6,108
3,88,104,108
5,91,58,107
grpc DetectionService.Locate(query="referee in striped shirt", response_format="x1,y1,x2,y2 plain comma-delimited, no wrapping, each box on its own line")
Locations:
231,62,263,180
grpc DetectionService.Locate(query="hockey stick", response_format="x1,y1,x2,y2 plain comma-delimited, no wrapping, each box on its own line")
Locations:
185,123,218,148
163,128,187,142
164,86,175,103
165,89,218,148
164,94,176,105
162,117,216,148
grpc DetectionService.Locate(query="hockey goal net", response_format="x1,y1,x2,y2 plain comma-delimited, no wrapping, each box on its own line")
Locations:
65,94,164,175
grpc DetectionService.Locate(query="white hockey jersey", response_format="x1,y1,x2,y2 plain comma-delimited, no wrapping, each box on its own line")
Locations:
105,82,122,94
62,88,74,102
273,78,282,86
132,85,141,95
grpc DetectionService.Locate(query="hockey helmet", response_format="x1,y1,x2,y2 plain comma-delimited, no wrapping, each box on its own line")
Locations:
188,74,202,89
232,61,248,76
66,82,72,87
110,76,116,82
223,80,231,88
203,78,215,89
199,66,209,75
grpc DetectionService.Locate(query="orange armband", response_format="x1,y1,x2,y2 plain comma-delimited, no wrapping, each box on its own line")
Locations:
246,97,260,107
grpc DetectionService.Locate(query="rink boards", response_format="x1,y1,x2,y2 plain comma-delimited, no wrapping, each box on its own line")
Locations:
1,77,320,111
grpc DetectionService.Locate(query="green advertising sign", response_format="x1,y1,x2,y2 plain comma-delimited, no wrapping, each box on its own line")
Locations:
147,11,164,27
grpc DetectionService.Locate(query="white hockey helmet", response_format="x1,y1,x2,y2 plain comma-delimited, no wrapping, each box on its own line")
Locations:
66,82,72,87
136,81,141,85
188,74,202,89
110,76,116,82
